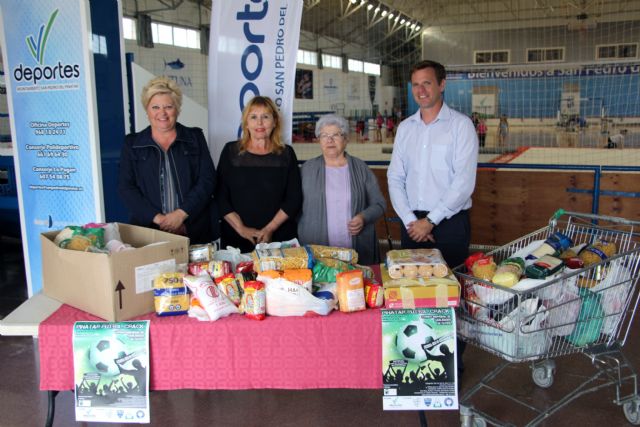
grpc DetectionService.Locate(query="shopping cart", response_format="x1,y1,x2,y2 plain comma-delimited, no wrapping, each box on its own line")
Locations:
454,210,640,426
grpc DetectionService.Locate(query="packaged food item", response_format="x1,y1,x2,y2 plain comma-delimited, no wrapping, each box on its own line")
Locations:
492,257,525,287
336,270,365,313
207,260,232,279
465,252,486,272
215,273,243,306
153,273,189,316
579,240,617,267
355,264,376,281
281,269,313,293
308,244,358,264
188,261,210,276
386,248,449,279
364,281,384,308
252,246,313,272
564,257,584,270
235,261,254,273
183,275,238,321
235,271,257,291
312,259,354,284
526,231,572,260
241,281,266,320
525,255,564,279
189,243,215,263
471,256,497,280
58,225,106,251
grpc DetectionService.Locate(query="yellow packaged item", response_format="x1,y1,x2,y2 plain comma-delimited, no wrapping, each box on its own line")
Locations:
579,240,617,267
153,272,189,316
251,246,312,272
308,244,358,264
336,270,366,313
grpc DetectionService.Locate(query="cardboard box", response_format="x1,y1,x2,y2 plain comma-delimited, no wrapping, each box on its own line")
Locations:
381,264,460,309
41,223,189,321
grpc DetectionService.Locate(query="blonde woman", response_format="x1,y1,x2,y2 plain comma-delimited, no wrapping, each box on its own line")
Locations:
216,96,302,252
118,77,216,243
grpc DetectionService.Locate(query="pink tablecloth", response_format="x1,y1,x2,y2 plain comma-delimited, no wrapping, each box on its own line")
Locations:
39,304,383,391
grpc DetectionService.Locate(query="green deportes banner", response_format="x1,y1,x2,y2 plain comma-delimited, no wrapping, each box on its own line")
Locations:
0,0,103,295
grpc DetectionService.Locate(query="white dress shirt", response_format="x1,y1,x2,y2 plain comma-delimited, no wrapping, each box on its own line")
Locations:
387,102,478,227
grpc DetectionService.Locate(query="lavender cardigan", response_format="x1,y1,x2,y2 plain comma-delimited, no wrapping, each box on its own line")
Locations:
297,153,386,265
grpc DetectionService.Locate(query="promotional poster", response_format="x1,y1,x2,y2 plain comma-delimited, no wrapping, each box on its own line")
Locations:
73,321,150,423
382,308,458,411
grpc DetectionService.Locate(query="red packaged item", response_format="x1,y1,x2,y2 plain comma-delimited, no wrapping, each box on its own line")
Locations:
188,261,210,276
564,257,584,270
214,273,242,306
242,281,266,320
208,260,231,279
465,252,485,272
235,261,255,274
364,280,384,308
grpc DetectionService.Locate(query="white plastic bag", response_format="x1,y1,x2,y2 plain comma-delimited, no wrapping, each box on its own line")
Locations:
213,246,252,272
264,278,335,317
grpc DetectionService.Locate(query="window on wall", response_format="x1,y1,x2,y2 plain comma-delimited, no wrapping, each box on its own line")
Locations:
322,53,342,69
348,59,363,72
297,49,317,66
363,62,380,76
151,22,200,49
474,50,510,65
527,47,565,63
122,17,136,40
596,43,638,60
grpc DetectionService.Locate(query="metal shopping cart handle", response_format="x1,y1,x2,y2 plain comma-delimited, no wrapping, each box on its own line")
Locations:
552,209,640,227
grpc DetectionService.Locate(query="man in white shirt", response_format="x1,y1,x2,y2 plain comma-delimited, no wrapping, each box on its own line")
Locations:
387,60,478,265
387,60,478,379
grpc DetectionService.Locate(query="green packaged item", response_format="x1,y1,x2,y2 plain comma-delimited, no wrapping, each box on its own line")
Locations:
525,255,564,279
566,288,604,347
312,260,355,284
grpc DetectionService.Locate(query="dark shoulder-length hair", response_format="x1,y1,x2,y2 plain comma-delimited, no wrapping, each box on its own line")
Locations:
238,96,284,155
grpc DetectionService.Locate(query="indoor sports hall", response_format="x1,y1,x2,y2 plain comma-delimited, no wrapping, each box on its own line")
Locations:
1,0,639,426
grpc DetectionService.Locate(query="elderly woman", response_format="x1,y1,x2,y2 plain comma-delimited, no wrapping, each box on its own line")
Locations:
297,114,386,265
216,96,302,253
118,77,216,243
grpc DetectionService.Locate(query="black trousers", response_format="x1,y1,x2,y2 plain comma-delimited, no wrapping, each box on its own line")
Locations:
400,209,471,373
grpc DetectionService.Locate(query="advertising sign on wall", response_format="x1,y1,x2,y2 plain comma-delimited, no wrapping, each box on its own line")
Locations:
0,0,103,295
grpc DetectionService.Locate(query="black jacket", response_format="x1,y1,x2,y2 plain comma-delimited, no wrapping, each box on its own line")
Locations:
118,123,216,244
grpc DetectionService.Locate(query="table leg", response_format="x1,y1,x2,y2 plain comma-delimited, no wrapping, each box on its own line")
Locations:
418,410,428,427
45,390,59,427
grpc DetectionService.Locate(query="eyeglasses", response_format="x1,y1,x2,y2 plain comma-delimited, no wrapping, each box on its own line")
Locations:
319,133,344,141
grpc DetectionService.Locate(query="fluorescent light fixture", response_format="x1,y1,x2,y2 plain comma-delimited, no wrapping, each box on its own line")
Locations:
400,18,406,24
388,13,394,19
367,4,373,10
381,10,387,16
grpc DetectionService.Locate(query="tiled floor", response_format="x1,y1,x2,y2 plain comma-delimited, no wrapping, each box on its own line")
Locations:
1,236,640,426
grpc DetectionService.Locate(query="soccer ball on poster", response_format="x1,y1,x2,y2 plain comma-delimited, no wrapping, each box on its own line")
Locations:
88,337,128,377
394,320,454,363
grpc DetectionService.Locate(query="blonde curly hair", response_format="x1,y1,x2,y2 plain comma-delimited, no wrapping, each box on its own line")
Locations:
141,76,182,114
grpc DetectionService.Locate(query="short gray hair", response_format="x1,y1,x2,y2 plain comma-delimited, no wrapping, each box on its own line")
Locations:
315,114,349,138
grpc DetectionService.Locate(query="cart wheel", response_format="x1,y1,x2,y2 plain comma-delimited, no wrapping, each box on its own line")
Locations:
623,399,640,425
532,361,555,389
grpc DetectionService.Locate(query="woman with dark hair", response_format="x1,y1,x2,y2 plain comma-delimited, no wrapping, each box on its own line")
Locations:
216,96,302,252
